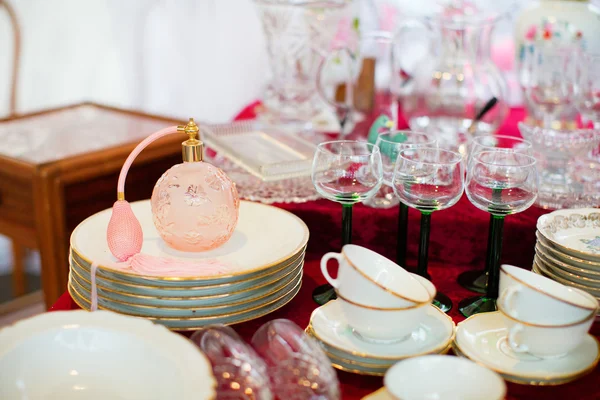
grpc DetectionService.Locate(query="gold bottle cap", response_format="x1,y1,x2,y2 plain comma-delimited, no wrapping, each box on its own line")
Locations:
177,118,203,162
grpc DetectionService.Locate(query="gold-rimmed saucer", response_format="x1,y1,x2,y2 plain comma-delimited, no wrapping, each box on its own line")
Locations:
454,311,600,385
305,299,454,375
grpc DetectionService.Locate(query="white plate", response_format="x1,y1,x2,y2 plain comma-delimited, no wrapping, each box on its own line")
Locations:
454,312,600,385
536,232,600,272
535,252,600,289
537,209,600,262
71,200,309,281
534,259,600,297
308,300,454,361
0,311,215,399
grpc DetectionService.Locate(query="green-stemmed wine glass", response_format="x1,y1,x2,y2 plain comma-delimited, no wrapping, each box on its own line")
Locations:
393,147,464,312
311,140,383,305
375,131,436,268
457,135,533,294
459,151,538,317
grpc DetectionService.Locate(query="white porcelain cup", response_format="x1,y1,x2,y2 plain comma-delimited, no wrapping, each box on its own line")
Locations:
384,355,506,400
336,274,435,342
499,264,598,325
320,245,432,308
498,305,596,359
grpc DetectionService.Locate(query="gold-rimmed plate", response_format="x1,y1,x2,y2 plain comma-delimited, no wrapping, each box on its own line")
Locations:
537,210,600,262
536,232,600,271
70,251,304,301
533,259,600,298
68,267,303,319
69,274,302,331
70,200,309,285
69,261,302,312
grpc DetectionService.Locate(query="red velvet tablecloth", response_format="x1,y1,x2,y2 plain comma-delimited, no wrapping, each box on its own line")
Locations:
50,108,600,399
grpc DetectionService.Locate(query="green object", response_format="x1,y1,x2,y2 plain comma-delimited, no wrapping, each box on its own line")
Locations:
342,204,353,246
367,115,405,159
417,211,432,280
459,215,505,317
397,202,409,267
312,203,353,306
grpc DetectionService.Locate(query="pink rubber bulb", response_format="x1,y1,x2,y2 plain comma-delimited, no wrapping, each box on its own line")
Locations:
106,200,143,261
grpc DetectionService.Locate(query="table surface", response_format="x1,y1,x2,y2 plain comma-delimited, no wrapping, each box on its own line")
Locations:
49,108,600,400
0,104,172,164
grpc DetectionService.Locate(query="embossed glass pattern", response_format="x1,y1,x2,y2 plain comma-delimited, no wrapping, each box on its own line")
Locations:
252,319,341,400
190,325,274,399
150,162,239,252
253,0,351,124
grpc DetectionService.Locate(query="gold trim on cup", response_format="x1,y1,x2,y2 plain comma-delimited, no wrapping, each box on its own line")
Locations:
340,248,433,304
71,247,305,291
499,265,598,311
335,291,431,311
453,315,600,385
497,299,597,328
70,255,303,301
69,200,310,282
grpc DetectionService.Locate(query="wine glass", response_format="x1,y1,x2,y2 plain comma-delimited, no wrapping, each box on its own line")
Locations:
375,131,436,267
574,51,600,129
393,147,464,312
457,135,533,294
524,44,576,129
459,151,538,317
312,140,383,304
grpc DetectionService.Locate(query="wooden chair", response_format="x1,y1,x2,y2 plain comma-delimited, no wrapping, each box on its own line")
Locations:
1,0,27,298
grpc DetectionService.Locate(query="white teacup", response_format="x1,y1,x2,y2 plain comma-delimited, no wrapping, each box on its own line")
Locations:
321,245,432,308
336,274,435,342
498,304,596,359
385,355,506,400
499,264,598,325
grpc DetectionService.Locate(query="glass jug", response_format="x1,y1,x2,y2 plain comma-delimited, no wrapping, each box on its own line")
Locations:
253,0,352,128
316,30,399,137
393,1,510,151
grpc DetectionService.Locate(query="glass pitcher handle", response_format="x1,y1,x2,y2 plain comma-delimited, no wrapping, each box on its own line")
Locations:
391,20,433,93
316,47,355,134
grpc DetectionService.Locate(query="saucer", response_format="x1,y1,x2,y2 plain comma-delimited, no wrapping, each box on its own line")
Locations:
307,300,454,364
454,312,600,385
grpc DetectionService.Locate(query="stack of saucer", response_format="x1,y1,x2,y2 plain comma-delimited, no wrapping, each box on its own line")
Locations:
307,245,455,375
68,200,309,330
533,209,600,308
454,265,600,385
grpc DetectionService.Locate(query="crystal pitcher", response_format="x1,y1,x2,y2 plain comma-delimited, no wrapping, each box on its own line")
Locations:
393,1,511,151
253,0,352,127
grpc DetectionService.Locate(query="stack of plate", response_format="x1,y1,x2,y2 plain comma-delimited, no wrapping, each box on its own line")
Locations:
533,209,600,309
68,200,309,330
305,300,455,376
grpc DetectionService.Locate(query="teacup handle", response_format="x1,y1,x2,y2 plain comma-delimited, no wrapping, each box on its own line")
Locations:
507,324,529,354
499,286,521,317
320,253,343,288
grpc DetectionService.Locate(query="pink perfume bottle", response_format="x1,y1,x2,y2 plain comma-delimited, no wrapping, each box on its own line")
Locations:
150,119,239,252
